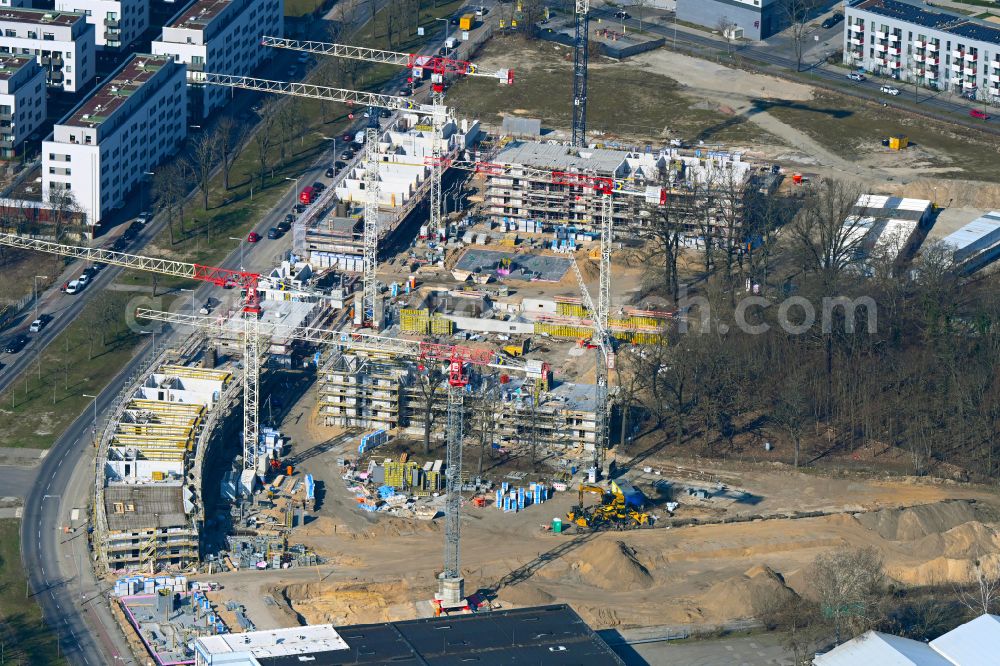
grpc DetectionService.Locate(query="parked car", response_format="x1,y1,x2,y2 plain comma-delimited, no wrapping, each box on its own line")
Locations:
971,109,991,120
199,301,212,315
821,12,843,29
4,333,28,354
247,231,261,243
285,213,296,224
135,211,151,225
267,227,281,240
112,238,129,252
880,85,899,96
397,87,412,97
277,220,291,233
847,72,866,81
29,315,51,333
335,160,348,170
325,167,336,178
340,149,354,160
614,10,630,19
295,203,307,214
83,266,98,279
65,279,81,294
313,181,326,192
380,108,391,119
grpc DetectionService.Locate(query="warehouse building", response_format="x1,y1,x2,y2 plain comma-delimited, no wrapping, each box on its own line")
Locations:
844,0,1000,99
0,8,95,92
843,194,930,266
41,54,186,226
55,0,148,51
676,0,784,41
0,54,44,157
193,604,625,665
938,211,1000,273
153,0,283,121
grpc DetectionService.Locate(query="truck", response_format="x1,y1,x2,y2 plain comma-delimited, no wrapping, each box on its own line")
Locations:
354,130,365,145
459,13,474,30
299,186,315,205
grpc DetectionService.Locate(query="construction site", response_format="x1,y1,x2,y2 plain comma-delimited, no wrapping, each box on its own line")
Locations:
7,1,1000,664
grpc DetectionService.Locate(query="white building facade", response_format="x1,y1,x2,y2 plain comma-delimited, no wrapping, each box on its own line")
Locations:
845,0,1000,99
42,54,187,226
55,0,148,50
152,0,282,121
0,8,95,92
0,53,44,157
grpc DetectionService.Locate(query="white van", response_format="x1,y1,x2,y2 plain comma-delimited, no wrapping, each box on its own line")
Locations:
64,280,81,294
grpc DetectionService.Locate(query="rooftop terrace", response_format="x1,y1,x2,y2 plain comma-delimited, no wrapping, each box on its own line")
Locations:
62,55,173,129
168,0,232,31
0,8,84,27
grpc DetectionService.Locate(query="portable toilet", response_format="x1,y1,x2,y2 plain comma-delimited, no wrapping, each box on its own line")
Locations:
889,134,909,150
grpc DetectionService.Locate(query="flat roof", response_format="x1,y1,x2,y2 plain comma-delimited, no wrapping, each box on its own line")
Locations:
940,211,1000,250
63,55,173,129
929,614,1000,666
495,141,629,174
104,484,188,531
854,194,931,223
851,0,1000,46
815,631,953,665
0,54,35,80
197,625,349,659
168,0,232,31
0,8,84,27
257,604,625,666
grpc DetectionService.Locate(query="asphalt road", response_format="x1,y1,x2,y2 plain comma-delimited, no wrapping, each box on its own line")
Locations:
592,7,1000,134
0,465,38,497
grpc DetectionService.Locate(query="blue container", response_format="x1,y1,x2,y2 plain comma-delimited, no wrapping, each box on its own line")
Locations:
495,489,502,508
501,482,509,494
517,487,525,510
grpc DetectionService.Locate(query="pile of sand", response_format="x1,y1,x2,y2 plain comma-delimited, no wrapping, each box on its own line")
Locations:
281,580,427,626
498,584,556,607
699,565,797,621
856,500,981,541
570,539,654,590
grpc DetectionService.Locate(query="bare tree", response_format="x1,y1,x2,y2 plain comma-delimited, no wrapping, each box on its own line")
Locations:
956,558,1000,616
789,178,869,288
253,101,279,188
414,365,443,455
46,188,81,240
189,130,221,211
813,547,886,643
216,115,247,192
153,161,190,244
716,15,737,57
783,0,820,71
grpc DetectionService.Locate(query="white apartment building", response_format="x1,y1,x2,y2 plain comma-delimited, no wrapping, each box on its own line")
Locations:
152,0,282,120
845,0,1000,99
55,0,148,50
42,54,187,226
0,54,43,157
0,8,95,92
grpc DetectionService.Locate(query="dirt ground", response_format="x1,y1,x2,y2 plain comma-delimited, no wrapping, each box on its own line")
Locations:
201,379,1000,633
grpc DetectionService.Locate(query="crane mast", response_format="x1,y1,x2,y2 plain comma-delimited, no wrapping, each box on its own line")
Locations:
361,126,381,327
573,0,590,147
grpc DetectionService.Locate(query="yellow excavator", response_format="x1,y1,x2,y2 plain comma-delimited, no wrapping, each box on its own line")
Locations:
566,483,651,528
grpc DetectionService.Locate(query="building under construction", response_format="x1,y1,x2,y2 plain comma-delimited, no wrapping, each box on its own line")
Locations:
484,140,777,239
95,360,237,574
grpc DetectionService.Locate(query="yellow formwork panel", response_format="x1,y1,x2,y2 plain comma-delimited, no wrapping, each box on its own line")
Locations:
557,302,588,318
117,425,194,437
429,317,453,335
130,399,205,415
160,365,232,382
533,322,591,339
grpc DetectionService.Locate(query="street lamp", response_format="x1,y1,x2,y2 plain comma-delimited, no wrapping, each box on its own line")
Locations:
33,275,48,322
139,330,156,353
81,393,99,446
228,236,245,271
435,17,450,50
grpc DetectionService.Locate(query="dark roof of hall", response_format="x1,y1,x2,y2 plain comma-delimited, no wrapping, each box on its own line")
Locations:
257,604,626,666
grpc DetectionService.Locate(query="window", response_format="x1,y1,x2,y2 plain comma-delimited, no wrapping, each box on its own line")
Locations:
25,31,35,39
3,30,15,37
43,33,53,41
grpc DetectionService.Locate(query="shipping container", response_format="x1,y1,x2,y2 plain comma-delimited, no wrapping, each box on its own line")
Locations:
459,14,474,30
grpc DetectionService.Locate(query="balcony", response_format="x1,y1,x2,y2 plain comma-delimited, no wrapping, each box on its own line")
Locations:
952,62,963,73
927,42,939,52
889,60,901,69
48,70,63,82
850,23,864,32
914,39,926,49
874,42,887,52
926,56,939,65
876,31,888,40
104,18,119,28
888,33,900,42
104,31,120,42
991,74,1000,84
963,79,978,89
913,53,924,62
0,111,11,121
965,52,977,62
187,60,203,72
964,65,978,76
888,47,901,56
0,138,14,149
850,38,863,46
952,50,964,60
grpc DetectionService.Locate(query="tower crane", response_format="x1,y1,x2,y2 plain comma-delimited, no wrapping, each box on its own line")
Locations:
257,37,515,269
196,73,445,330
134,306,547,611
0,233,281,476
572,0,591,147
